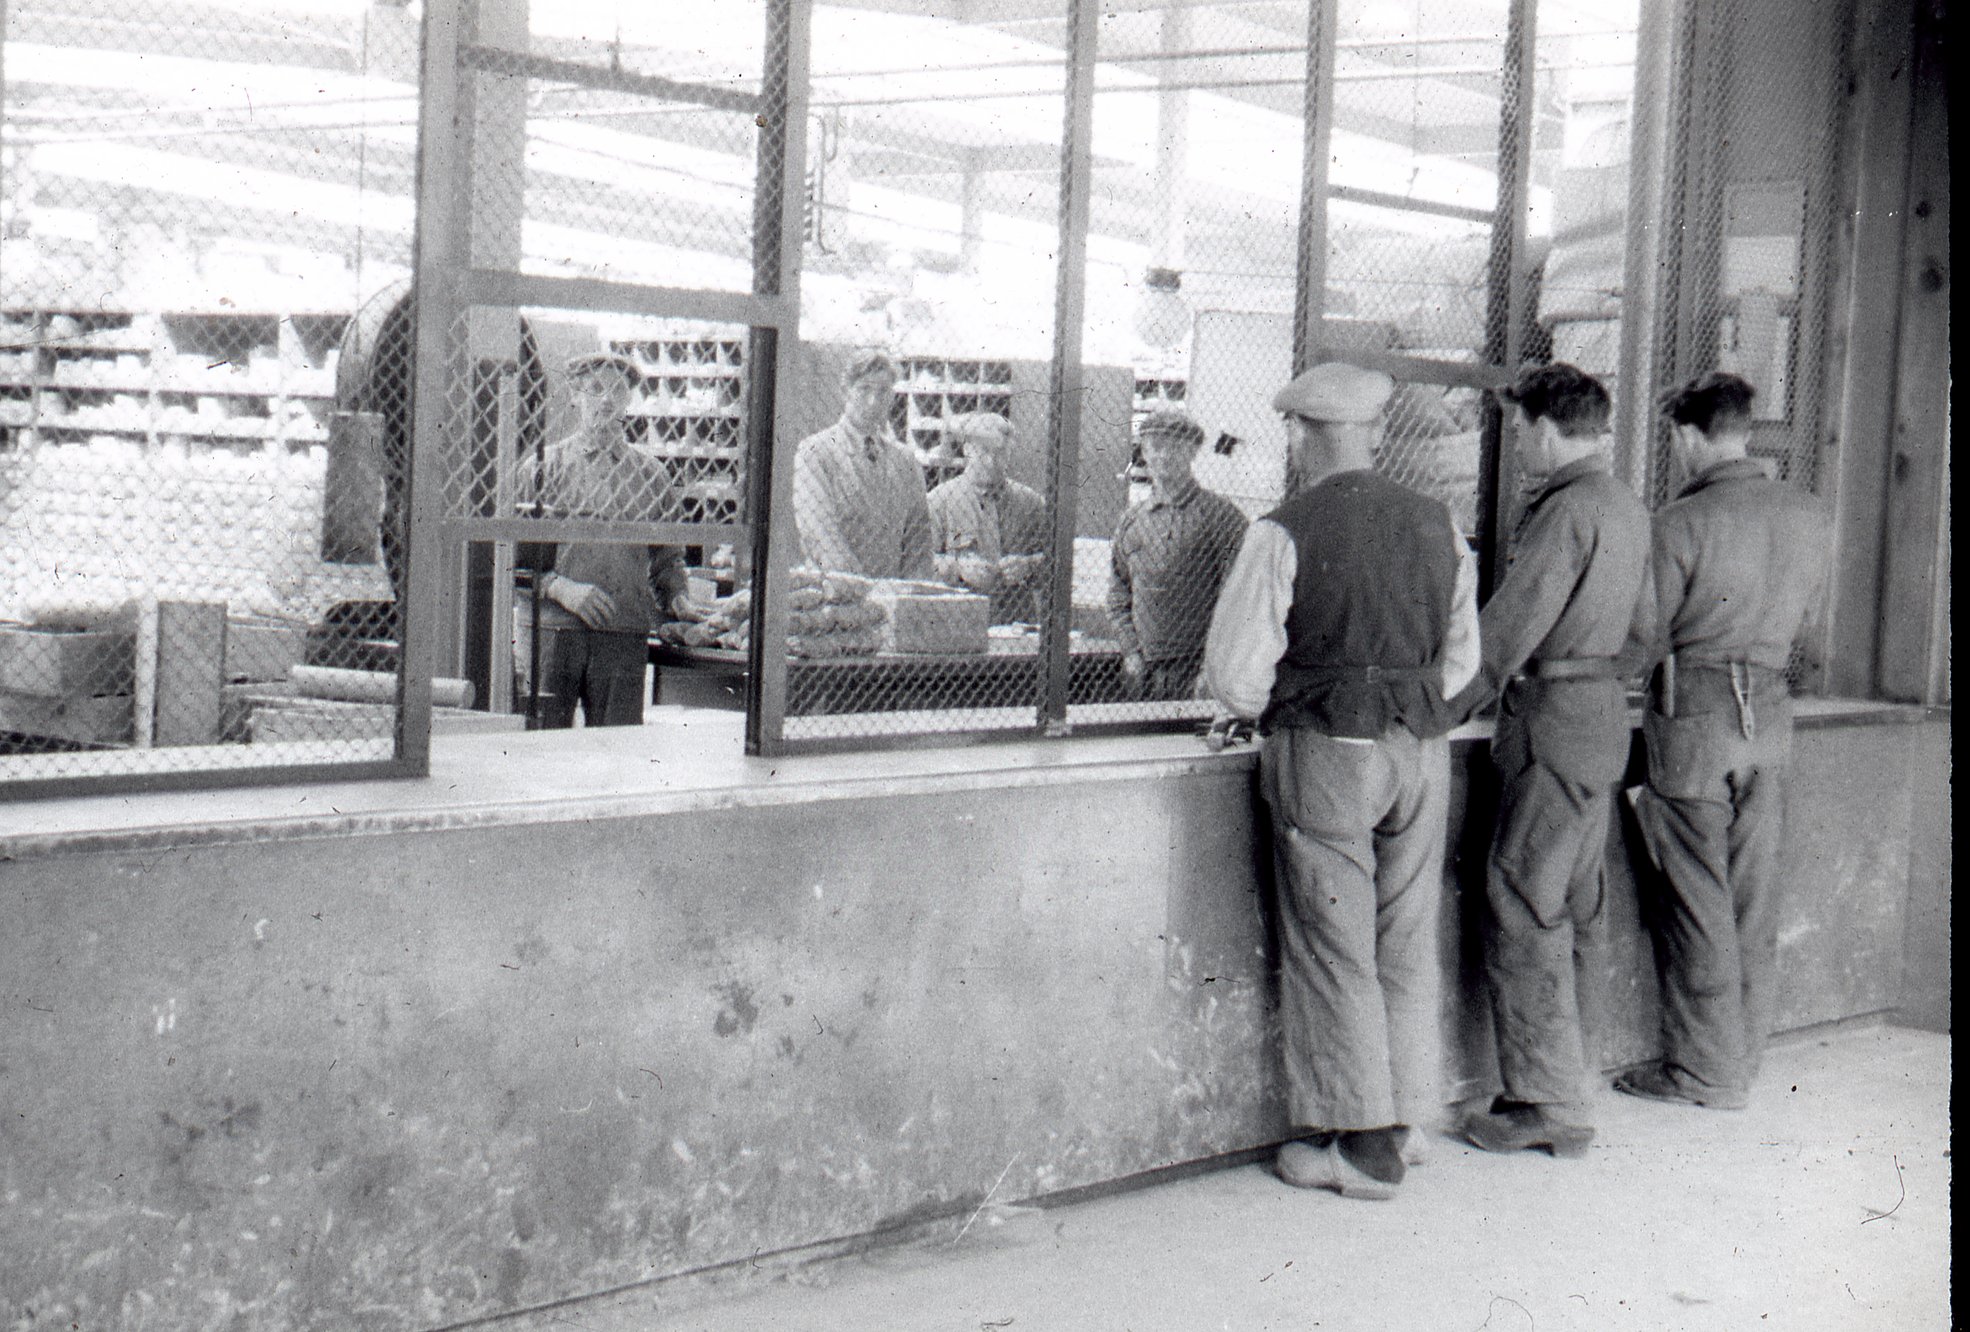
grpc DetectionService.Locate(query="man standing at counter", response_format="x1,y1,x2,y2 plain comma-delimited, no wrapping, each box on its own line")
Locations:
1108,410,1248,700
1203,362,1479,1200
794,350,934,579
1617,372,1831,1111
1459,363,1649,1160
927,412,1049,625
529,351,699,728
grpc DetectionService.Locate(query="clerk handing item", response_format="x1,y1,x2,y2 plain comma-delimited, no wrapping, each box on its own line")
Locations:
927,412,1049,625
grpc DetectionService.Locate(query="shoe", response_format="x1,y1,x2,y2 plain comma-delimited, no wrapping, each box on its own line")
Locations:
1400,1126,1432,1168
1460,1105,1594,1159
1275,1138,1400,1201
1611,1063,1748,1111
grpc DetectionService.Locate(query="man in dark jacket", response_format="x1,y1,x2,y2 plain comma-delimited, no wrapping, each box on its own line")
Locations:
1616,372,1831,1110
1459,363,1650,1158
1203,362,1479,1200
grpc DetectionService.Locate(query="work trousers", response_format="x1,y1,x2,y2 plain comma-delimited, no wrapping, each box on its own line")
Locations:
535,627,648,729
1482,754,1609,1112
1261,725,1448,1131
1634,698,1793,1099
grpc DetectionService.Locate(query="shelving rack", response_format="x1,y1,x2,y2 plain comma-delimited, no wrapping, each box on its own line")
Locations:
614,332,747,524
0,307,347,454
889,356,1017,488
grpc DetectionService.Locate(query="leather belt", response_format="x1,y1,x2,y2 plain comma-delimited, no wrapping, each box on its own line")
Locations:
1518,656,1620,681
1294,663,1437,683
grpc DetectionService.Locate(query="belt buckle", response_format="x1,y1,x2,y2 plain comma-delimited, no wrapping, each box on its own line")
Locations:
1361,664,1383,684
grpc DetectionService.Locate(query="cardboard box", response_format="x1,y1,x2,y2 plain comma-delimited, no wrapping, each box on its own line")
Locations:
0,624,134,699
869,580,990,655
225,618,309,683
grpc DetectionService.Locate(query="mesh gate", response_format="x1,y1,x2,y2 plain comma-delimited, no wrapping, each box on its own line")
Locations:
1,0,420,793
418,0,796,740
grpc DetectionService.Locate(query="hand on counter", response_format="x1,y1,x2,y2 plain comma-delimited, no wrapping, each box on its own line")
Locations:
998,552,1046,587
667,592,711,624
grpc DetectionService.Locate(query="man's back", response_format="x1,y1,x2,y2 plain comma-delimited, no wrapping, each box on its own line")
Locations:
1646,459,1829,671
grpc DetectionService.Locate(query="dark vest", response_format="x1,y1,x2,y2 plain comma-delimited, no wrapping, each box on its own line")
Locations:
1261,470,1460,739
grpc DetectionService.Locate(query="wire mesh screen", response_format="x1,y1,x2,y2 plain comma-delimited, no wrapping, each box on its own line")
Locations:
1,1,419,787
1062,2,1308,730
774,0,1072,743
1646,0,1844,691
459,4,768,291
1651,0,1842,506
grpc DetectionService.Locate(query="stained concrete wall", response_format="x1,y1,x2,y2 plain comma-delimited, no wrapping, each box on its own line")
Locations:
0,715,1942,1329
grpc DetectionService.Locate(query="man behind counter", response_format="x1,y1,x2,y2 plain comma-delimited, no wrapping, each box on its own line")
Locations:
927,412,1049,625
793,351,934,579
1107,410,1248,700
528,351,702,728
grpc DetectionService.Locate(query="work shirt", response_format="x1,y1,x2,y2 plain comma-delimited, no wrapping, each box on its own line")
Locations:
927,471,1050,624
1480,453,1650,786
532,432,687,635
1631,457,1831,675
794,420,934,578
1204,469,1480,736
1107,479,1248,664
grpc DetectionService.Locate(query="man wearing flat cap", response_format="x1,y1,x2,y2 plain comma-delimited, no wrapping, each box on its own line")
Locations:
1106,410,1248,700
1459,362,1649,1160
794,350,934,579
526,351,700,728
1204,361,1479,1200
1616,371,1831,1111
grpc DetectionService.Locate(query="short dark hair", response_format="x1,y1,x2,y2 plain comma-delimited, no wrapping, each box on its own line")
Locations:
1661,371,1756,435
841,349,900,389
1500,362,1610,438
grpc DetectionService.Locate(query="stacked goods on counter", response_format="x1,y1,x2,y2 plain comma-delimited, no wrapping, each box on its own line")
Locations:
660,588,753,652
785,568,885,658
655,566,888,658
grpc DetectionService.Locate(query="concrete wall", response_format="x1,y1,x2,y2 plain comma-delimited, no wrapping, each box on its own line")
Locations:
0,716,1943,1330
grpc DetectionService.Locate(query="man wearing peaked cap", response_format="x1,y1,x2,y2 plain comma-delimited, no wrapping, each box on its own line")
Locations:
564,351,643,387
1269,360,1395,422
1204,361,1479,1199
523,348,701,728
1106,409,1248,700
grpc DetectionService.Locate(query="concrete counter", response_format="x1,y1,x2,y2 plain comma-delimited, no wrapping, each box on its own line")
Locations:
0,703,1947,1329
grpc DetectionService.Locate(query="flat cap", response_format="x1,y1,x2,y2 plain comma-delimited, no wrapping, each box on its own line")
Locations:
565,351,642,385
1271,362,1394,422
1136,409,1206,448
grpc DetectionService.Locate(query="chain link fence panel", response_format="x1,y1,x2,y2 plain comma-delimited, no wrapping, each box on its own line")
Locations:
2,0,421,789
774,0,1072,744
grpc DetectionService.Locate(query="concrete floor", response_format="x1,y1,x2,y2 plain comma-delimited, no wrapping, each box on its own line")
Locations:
491,1022,1949,1332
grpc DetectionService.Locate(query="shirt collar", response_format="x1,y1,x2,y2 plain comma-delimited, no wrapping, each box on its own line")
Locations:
838,418,889,460
1528,453,1610,505
1678,455,1774,498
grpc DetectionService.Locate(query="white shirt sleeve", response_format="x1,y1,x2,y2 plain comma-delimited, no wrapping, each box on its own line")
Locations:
1203,518,1297,720
1440,517,1481,701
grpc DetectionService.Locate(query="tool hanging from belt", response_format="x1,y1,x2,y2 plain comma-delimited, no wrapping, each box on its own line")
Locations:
1728,660,1756,741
